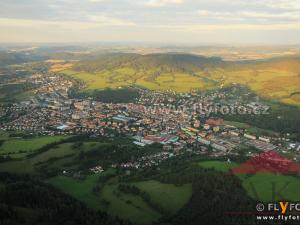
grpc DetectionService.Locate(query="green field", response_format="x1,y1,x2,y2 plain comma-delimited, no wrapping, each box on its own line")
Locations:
101,182,161,224
198,161,238,172
0,143,76,174
0,133,68,158
47,173,192,225
0,141,105,173
242,173,300,202
47,173,107,209
133,180,192,213
47,175,161,224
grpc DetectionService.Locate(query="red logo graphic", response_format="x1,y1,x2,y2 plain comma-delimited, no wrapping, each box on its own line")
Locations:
230,150,300,174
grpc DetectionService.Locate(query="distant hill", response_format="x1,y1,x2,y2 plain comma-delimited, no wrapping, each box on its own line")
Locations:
61,53,300,106
73,53,225,72
0,51,46,67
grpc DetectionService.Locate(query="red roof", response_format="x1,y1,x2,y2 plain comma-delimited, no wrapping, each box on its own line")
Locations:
206,119,224,125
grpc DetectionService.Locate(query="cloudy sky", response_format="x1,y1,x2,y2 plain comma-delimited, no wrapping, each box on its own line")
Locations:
0,0,300,44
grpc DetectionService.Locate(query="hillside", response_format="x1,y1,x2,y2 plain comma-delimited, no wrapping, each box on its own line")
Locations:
60,53,300,106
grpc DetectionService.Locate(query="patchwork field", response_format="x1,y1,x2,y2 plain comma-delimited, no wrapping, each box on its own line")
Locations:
48,60,74,72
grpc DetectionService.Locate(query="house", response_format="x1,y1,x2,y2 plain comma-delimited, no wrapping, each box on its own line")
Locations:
203,124,210,130
90,165,104,173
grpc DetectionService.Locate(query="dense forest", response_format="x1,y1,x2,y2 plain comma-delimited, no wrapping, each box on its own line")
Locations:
71,88,140,103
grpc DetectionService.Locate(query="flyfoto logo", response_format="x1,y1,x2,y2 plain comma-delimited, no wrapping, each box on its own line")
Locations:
256,202,300,214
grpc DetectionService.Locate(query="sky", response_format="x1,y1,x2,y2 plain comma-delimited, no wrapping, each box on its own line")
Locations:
0,0,300,44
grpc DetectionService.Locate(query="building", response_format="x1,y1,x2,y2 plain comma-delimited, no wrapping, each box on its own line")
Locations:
244,133,256,140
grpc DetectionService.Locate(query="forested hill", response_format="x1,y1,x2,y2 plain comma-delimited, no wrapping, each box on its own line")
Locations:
73,53,225,73
72,53,300,73
0,173,134,225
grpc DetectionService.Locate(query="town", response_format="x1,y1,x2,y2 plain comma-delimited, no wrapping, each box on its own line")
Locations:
0,70,299,172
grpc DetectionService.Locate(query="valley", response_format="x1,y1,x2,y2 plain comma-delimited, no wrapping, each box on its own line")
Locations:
0,46,300,225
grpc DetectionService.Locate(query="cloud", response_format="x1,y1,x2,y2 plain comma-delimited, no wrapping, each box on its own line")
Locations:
160,23,300,31
197,9,300,21
87,15,136,26
0,0,300,43
0,16,136,30
89,0,106,3
146,0,184,7
263,0,300,10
